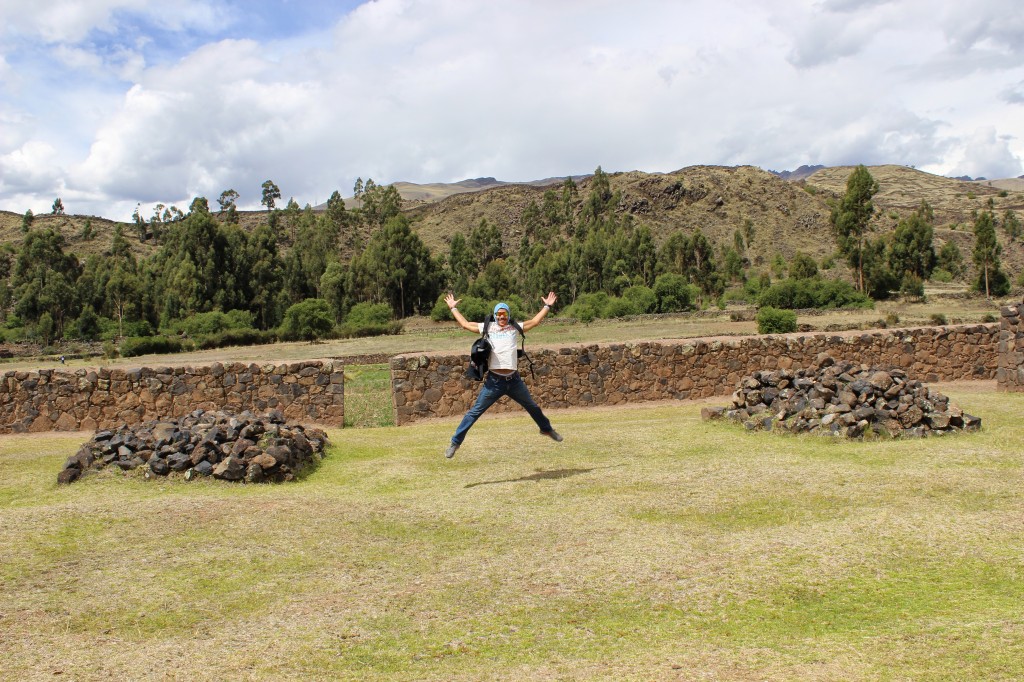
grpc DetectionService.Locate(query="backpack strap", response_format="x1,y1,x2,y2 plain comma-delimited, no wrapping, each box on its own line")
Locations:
509,318,535,380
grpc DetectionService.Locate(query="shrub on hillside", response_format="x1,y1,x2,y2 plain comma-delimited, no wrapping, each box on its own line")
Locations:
974,268,1011,297
194,328,277,350
603,296,643,318
757,277,872,310
166,310,255,337
564,292,610,321
340,302,403,338
653,274,695,313
99,317,153,341
900,273,925,298
279,299,335,342
73,306,102,341
120,335,190,357
756,307,798,334
622,286,658,314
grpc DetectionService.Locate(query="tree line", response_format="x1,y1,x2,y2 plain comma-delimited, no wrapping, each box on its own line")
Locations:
1,166,1018,348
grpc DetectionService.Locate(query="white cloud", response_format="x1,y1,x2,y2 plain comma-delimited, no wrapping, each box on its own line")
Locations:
0,0,221,44
948,127,1023,179
0,140,63,195
2,0,1024,220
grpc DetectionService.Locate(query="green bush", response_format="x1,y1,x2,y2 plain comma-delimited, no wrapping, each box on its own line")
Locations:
757,277,872,310
194,328,277,350
603,296,642,318
653,274,694,313
573,304,598,324
930,268,953,283
279,299,335,341
430,297,453,321
900,273,925,298
119,335,189,357
101,318,154,341
974,268,1011,297
166,310,255,337
564,292,610,320
743,273,772,299
756,307,797,334
622,286,657,314
345,302,393,327
930,313,947,326
789,252,819,280
73,307,102,341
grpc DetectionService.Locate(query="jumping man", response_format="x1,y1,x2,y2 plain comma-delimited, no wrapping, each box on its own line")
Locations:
444,291,562,459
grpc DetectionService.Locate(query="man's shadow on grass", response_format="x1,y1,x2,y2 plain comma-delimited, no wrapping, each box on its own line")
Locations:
465,463,626,489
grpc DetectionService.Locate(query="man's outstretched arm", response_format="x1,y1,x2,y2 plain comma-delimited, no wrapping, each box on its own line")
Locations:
522,291,557,332
445,292,481,332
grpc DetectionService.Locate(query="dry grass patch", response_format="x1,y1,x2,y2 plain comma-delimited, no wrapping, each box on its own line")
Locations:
1,386,1023,680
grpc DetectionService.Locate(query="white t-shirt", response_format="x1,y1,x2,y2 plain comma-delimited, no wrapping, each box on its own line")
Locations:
477,321,520,371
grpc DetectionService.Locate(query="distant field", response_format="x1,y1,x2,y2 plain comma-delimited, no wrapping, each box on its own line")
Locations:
1,383,1021,680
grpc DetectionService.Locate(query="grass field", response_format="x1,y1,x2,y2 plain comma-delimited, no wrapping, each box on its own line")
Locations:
1,382,1022,681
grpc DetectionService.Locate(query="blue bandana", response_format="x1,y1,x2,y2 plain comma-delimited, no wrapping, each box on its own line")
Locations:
493,302,510,316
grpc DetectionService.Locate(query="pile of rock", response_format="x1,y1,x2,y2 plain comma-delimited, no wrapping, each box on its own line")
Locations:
57,409,328,484
701,354,981,438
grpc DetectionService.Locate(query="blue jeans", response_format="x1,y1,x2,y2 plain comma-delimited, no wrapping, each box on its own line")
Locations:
451,372,553,445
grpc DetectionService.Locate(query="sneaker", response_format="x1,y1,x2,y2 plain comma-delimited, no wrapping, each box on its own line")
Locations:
444,442,459,459
543,430,563,442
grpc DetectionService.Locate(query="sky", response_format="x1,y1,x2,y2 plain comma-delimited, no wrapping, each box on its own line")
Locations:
1,0,1023,222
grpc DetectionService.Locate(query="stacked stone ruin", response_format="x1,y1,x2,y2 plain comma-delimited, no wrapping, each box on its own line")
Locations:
701,354,981,438
57,409,328,484
997,300,1024,391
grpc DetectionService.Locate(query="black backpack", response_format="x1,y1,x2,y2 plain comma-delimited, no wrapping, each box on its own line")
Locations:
465,314,534,381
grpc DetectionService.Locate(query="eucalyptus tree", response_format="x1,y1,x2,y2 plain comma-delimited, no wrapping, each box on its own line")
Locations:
11,228,81,338
261,180,281,211
348,215,440,317
830,165,879,292
973,208,1008,298
888,201,936,281
218,189,240,224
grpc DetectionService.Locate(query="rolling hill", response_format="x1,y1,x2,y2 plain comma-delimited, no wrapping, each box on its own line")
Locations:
2,164,1022,282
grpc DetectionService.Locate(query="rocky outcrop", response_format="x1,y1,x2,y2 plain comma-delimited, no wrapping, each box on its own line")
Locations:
57,409,327,484
701,355,981,438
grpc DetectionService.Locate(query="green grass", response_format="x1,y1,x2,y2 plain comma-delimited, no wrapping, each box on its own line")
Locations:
344,363,394,428
1,385,1023,680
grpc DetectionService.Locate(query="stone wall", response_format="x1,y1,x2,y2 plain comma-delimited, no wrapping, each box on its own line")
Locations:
997,300,1024,391
0,360,344,433
391,324,1000,425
